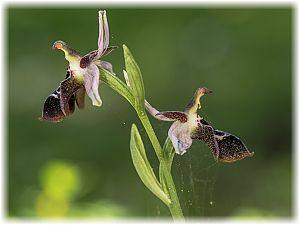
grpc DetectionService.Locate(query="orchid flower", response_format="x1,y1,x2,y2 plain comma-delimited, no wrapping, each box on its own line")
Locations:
144,87,254,162
40,10,116,122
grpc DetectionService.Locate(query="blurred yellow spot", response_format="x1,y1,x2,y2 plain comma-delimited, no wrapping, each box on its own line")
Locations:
36,192,69,217
35,160,80,217
40,161,80,201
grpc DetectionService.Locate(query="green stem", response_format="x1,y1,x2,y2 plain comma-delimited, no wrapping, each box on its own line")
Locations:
138,112,184,220
100,69,183,219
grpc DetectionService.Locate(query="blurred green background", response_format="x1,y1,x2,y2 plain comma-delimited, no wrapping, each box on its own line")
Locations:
7,7,292,218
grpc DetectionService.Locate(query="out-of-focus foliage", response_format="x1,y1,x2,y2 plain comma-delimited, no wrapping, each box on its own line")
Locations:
231,207,275,218
7,7,292,218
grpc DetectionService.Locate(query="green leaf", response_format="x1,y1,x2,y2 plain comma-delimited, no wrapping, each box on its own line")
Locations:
99,68,135,106
123,45,145,113
130,124,171,206
159,137,175,193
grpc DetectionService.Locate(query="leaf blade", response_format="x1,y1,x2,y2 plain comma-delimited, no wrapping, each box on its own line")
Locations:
130,124,171,206
159,137,175,192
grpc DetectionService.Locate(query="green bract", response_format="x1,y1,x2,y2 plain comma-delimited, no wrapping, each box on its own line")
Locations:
99,68,134,106
123,45,145,114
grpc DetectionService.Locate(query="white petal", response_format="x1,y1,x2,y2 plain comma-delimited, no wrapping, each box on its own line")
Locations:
83,64,102,107
99,60,114,74
168,121,193,155
103,10,109,50
144,100,177,122
97,10,109,57
98,11,105,54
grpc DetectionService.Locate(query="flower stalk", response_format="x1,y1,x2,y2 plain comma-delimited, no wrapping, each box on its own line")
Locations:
138,114,184,219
